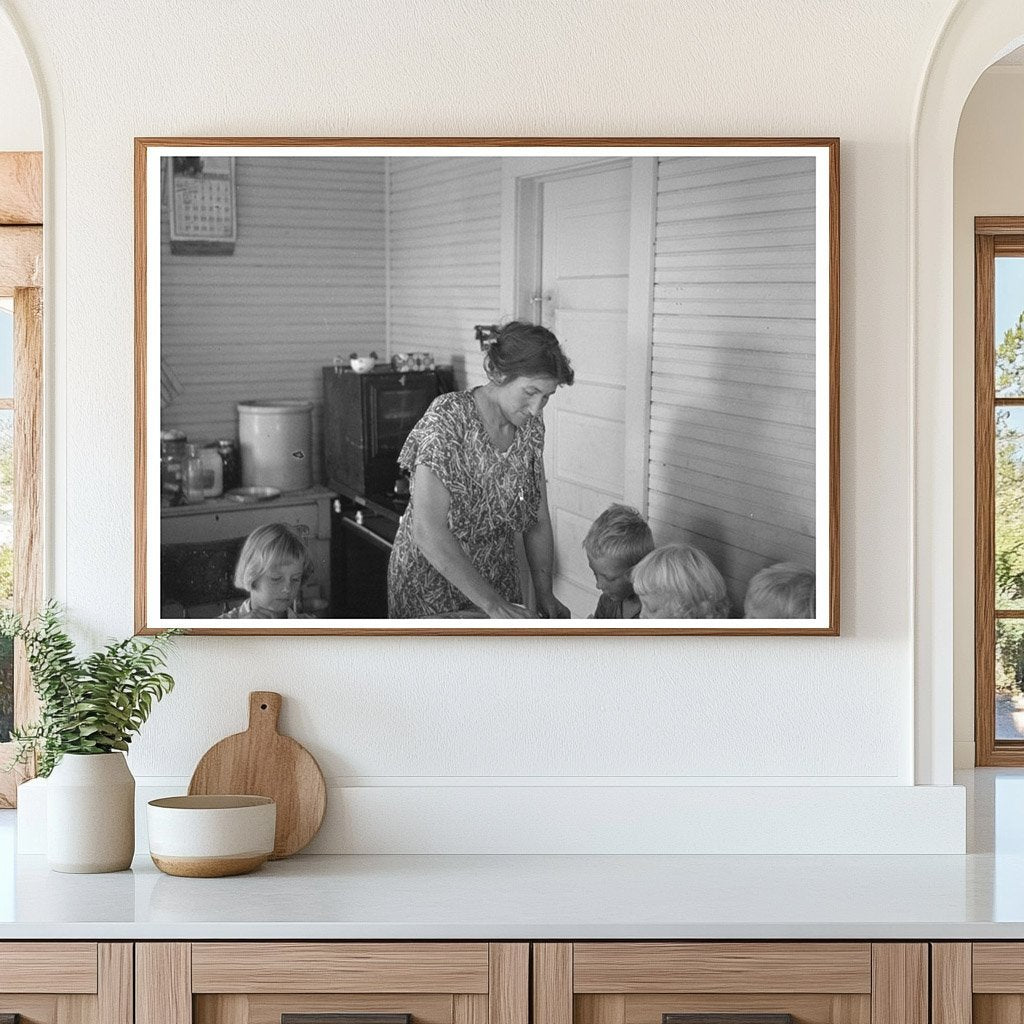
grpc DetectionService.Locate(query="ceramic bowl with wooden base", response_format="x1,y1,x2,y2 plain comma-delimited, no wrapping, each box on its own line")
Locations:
147,795,276,877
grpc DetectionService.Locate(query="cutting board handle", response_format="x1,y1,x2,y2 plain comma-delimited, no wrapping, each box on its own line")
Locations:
248,691,282,734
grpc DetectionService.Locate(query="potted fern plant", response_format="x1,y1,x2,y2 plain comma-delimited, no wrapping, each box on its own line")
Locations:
1,602,179,873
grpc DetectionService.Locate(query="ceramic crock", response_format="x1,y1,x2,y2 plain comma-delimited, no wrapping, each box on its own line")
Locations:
46,752,135,873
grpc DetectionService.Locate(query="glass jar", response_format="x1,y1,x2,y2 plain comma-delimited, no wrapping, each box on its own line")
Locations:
200,444,224,498
216,438,241,492
181,444,206,504
160,430,188,502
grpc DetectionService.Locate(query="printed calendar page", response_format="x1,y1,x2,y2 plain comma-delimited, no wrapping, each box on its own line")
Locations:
168,155,236,253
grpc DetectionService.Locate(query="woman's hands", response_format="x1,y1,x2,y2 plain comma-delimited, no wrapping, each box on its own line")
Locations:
535,591,571,619
410,464,572,620
483,598,537,619
481,594,570,619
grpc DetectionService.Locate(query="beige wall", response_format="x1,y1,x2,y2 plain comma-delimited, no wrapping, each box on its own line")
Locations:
953,66,1024,767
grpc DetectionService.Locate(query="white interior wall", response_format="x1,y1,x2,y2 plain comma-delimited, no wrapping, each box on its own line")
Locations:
952,65,1024,767
0,12,39,151
0,0,974,853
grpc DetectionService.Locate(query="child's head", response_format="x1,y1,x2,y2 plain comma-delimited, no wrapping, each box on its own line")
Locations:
631,544,731,619
233,523,313,616
743,562,816,619
582,504,655,603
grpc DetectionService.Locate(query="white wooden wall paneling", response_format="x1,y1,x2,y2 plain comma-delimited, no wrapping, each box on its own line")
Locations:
649,156,817,609
160,156,387,455
387,156,503,386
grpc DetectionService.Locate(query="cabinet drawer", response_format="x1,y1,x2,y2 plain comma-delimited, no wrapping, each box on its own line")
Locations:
572,943,871,993
162,502,321,544
0,942,98,993
534,943,925,1024
0,943,130,1024
191,943,490,993
974,943,1024,992
139,942,527,1024
940,942,1024,1024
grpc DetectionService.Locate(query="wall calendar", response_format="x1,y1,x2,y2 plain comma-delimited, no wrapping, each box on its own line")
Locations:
167,155,236,255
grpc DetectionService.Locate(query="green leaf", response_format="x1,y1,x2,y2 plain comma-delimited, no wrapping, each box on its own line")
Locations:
2,603,179,777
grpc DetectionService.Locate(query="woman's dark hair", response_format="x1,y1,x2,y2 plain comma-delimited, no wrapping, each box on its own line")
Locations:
483,321,574,386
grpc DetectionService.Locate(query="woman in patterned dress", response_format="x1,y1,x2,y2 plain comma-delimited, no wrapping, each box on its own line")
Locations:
387,322,574,619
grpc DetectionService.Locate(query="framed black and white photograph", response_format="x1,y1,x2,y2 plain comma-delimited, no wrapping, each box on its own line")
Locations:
135,137,839,635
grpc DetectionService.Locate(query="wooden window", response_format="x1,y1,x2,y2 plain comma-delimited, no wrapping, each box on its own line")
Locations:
975,218,1024,765
0,151,43,806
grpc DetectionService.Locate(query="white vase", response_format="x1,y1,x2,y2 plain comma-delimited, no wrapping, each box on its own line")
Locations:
46,752,135,873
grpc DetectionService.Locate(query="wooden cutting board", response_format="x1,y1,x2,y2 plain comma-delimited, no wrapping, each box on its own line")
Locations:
188,691,326,859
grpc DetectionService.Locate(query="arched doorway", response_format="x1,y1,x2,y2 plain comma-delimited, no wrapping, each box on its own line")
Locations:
914,1,1024,784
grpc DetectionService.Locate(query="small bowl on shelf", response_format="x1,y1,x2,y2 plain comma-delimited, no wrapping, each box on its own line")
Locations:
349,352,378,373
147,795,276,878
224,485,281,503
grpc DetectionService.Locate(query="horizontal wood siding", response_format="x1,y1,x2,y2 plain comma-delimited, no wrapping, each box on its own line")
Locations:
387,156,502,388
160,156,386,460
648,156,817,610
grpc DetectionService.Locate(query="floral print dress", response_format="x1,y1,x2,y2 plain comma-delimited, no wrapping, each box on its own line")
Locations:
387,390,544,618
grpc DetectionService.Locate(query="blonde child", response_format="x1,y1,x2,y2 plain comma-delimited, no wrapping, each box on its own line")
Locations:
582,504,656,619
220,523,315,619
631,543,731,619
743,562,815,619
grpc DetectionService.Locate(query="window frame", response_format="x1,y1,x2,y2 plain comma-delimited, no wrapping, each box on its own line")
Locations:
975,217,1024,765
0,152,43,807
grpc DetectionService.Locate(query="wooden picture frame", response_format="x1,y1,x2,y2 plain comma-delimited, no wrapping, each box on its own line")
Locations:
135,137,840,636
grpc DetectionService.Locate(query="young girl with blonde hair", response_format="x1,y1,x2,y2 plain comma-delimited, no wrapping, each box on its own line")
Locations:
631,544,731,619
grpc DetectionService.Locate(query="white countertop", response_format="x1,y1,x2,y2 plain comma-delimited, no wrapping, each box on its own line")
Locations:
2,769,1023,941
0,849,1020,941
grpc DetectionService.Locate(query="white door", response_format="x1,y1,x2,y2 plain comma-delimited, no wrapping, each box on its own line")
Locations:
537,165,632,615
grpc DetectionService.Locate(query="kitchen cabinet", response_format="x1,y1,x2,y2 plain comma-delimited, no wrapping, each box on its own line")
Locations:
132,942,931,1024
160,486,335,616
934,943,1024,1024
136,943,528,1024
0,937,962,1024
0,942,132,1024
532,943,928,1024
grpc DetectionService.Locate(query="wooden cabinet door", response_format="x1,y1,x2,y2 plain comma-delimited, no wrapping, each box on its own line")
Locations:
936,943,1024,1024
137,943,527,1024
534,944,928,1024
0,942,131,1024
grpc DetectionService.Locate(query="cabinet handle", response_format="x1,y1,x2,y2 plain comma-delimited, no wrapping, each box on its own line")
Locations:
664,1016,794,1024
283,1016,411,1024
341,517,394,552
